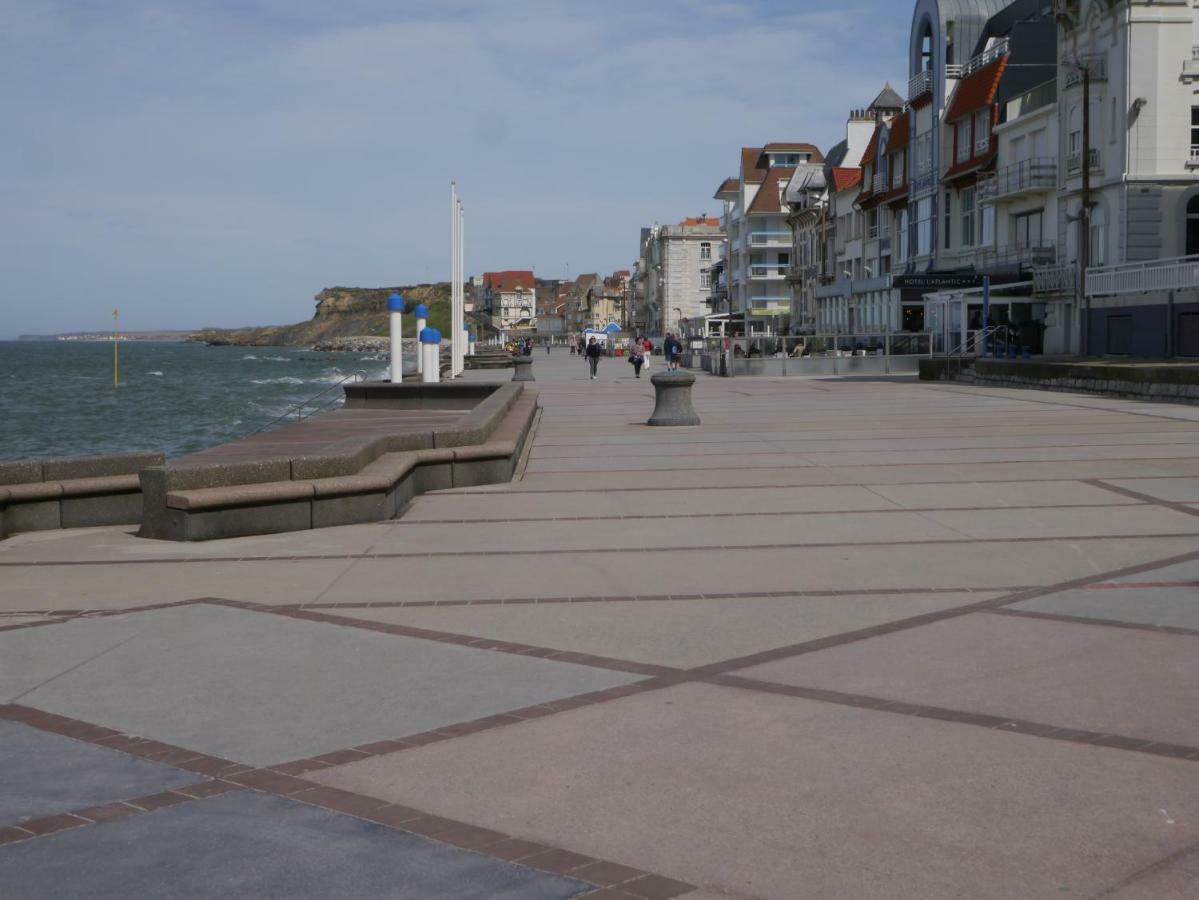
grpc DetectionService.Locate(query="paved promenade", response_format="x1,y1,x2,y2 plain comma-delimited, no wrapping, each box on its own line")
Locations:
2,352,1199,897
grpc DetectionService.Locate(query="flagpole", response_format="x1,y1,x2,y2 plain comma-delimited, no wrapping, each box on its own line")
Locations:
450,182,457,379
112,308,120,389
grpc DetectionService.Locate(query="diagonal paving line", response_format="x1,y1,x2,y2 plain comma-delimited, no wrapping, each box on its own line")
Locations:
1084,477,1199,518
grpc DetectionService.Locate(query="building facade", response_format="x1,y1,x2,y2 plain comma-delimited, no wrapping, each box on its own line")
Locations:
643,217,724,336
481,270,536,332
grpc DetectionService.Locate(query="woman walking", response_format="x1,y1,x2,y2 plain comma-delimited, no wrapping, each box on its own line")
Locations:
585,336,602,380
628,345,645,378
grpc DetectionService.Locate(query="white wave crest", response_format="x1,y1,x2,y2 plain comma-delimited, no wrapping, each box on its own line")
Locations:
146,371,164,376
250,376,305,385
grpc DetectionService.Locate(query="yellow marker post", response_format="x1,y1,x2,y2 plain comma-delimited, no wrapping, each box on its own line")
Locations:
112,308,119,389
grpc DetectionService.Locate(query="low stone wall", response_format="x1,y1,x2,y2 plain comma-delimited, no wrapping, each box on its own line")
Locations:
0,452,164,540
734,355,922,377
139,382,536,541
920,358,1199,403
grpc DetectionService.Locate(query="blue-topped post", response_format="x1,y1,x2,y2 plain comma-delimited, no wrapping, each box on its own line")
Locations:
413,303,429,375
388,292,406,383
468,332,477,357
420,327,441,383
464,325,472,358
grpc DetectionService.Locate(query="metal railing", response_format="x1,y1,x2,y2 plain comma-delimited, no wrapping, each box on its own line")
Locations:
699,332,934,377
1189,145,1199,167
1086,254,1199,297
1066,147,1101,174
748,231,791,246
909,69,932,100
977,158,1057,201
945,325,1011,378
1033,262,1077,296
946,37,1009,81
749,264,789,278
871,172,887,193
242,370,368,437
966,243,1056,270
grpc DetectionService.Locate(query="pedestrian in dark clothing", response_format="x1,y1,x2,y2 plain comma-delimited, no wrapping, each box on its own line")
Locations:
663,333,683,370
585,337,602,380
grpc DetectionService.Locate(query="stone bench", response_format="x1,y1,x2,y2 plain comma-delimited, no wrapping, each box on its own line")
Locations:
139,382,538,541
0,453,164,539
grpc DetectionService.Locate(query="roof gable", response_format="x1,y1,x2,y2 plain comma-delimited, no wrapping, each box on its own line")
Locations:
946,56,1008,122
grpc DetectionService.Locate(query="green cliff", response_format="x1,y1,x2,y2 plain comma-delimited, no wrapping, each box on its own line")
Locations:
190,283,477,347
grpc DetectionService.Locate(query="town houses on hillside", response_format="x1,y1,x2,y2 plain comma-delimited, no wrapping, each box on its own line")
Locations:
624,0,1199,358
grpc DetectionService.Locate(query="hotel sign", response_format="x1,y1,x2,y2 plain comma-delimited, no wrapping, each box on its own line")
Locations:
891,274,986,290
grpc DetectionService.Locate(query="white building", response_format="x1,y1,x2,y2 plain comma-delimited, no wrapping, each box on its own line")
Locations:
643,217,724,336
714,144,823,335
481,270,536,332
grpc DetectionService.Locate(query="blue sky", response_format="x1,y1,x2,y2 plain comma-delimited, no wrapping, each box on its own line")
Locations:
0,1,909,336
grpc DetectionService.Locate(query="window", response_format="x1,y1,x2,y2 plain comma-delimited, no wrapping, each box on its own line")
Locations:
897,209,909,261
956,120,971,162
1013,210,1043,249
916,197,932,256
944,191,953,249
960,187,976,246
700,270,712,289
1192,107,1199,150
1068,105,1082,157
893,150,905,188
1187,196,1199,256
980,205,995,247
1089,204,1106,267
974,110,990,154
700,242,712,260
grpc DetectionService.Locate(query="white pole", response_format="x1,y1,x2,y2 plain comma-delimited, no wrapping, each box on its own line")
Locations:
450,182,457,379
456,205,465,376
388,292,404,382
414,304,427,374
421,328,440,383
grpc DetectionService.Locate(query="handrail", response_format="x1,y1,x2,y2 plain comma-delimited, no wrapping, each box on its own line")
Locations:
946,325,1010,377
241,370,368,437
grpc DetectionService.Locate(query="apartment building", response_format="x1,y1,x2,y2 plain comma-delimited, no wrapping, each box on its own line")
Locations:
643,217,724,335
714,143,823,335
481,270,536,332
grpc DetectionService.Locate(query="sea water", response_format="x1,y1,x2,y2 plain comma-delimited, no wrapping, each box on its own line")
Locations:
0,341,409,460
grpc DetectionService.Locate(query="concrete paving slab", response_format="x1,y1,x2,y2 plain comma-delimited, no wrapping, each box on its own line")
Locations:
525,452,813,473
923,504,1199,540
330,592,1002,668
0,790,588,900
866,479,1143,509
1104,478,1199,503
312,681,1199,900
1014,587,1199,631
319,536,1199,605
0,720,197,826
1109,558,1199,584
741,613,1199,746
0,604,638,766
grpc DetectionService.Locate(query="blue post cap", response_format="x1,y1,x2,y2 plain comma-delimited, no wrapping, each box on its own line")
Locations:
419,327,441,344
413,303,429,318
388,292,405,312
468,334,477,342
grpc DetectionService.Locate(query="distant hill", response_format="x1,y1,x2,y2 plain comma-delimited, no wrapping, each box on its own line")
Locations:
17,331,193,342
189,284,485,347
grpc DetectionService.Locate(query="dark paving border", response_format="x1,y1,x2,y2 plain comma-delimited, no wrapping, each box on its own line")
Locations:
985,607,1199,638
1086,478,1199,518
0,703,695,897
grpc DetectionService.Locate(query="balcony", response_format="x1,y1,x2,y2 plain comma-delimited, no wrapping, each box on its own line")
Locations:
1063,56,1107,88
871,172,887,193
748,231,791,247
977,158,1057,202
749,264,789,280
908,69,932,101
945,36,1009,81
1065,147,1101,175
1189,146,1199,169
968,243,1057,271
1086,254,1199,298
1033,262,1077,296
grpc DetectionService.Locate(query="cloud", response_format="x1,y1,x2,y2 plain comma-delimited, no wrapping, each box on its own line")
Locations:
0,0,908,335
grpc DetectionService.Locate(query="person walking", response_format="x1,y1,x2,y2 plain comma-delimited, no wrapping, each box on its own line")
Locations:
585,336,602,380
628,345,645,378
545,341,551,355
663,332,682,371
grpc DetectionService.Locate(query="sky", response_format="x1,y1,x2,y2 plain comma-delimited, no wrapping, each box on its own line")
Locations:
0,0,910,337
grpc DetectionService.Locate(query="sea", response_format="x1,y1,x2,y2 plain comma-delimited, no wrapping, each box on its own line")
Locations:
0,341,410,460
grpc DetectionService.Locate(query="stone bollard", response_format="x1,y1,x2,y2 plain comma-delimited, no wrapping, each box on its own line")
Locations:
512,356,535,382
647,370,700,426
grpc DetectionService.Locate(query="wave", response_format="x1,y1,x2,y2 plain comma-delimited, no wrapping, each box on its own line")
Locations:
146,371,164,376
243,354,290,362
250,376,305,385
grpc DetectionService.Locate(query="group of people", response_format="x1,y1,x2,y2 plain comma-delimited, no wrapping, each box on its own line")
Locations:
575,333,684,381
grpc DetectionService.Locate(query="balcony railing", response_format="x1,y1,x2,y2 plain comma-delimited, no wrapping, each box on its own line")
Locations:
1189,145,1199,168
871,172,887,193
1086,254,1199,297
1066,147,1101,174
969,243,1057,270
908,69,932,100
1064,56,1107,88
977,158,1057,202
867,225,880,240
749,264,789,279
748,231,791,246
911,170,936,196
1033,263,1077,296
945,36,1009,81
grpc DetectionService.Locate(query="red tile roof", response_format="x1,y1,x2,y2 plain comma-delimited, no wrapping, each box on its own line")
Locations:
887,112,910,150
946,56,1008,122
741,144,826,184
830,168,862,193
679,216,720,227
483,270,535,292
943,151,996,182
714,177,740,197
746,167,796,214
859,123,884,167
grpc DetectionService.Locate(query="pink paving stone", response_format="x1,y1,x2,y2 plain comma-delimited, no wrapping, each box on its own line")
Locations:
739,613,1199,747
310,682,1199,899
